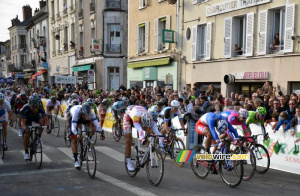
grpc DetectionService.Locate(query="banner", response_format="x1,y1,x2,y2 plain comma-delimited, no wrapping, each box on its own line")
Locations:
54,75,77,84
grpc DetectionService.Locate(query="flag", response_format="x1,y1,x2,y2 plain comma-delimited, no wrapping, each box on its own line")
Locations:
273,140,282,155
176,150,195,163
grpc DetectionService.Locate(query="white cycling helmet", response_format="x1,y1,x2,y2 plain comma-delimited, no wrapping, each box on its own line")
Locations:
171,100,180,108
239,108,249,119
71,93,78,99
141,113,153,128
0,93,5,100
217,120,228,134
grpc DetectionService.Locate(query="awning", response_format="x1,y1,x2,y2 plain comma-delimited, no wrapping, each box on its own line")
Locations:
128,57,170,68
72,64,91,72
31,70,47,80
24,72,33,79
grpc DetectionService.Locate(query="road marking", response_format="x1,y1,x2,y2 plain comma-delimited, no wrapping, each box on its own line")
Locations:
0,168,73,177
94,146,124,162
90,171,158,196
21,151,52,163
0,158,3,164
58,147,98,163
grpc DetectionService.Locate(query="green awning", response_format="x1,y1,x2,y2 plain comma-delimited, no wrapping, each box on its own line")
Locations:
139,23,145,28
160,17,166,22
72,64,91,72
128,57,170,68
24,72,33,79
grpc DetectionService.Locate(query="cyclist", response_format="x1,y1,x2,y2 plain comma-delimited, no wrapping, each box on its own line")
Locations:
65,100,79,137
84,98,99,120
8,93,17,111
67,93,79,105
246,106,268,140
69,104,105,169
32,93,44,109
15,93,28,137
111,97,129,127
158,100,186,142
20,96,47,160
0,93,13,151
123,105,154,171
148,101,165,146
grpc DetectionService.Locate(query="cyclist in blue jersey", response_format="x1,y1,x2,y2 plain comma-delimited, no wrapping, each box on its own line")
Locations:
111,97,129,126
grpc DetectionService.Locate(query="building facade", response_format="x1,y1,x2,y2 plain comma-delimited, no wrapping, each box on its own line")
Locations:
180,0,300,97
48,0,76,83
73,0,128,91
128,0,177,90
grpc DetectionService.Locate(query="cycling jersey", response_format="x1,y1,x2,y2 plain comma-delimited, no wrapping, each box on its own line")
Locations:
83,102,98,115
123,106,148,135
148,105,160,122
221,110,247,131
246,111,264,126
112,101,127,119
15,97,27,111
196,112,238,141
159,107,183,122
0,100,11,122
46,100,61,108
20,104,46,125
69,105,102,136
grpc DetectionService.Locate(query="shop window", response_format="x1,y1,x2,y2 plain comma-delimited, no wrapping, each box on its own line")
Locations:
130,81,143,89
290,82,300,94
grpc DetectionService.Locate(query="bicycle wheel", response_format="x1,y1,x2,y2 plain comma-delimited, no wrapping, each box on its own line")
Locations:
0,130,4,159
154,136,166,161
64,124,71,148
34,138,43,169
86,143,97,179
253,144,270,174
219,158,244,188
54,117,60,137
171,138,185,167
146,148,164,186
112,123,121,142
234,146,256,181
190,145,209,179
77,141,83,169
125,144,138,177
92,131,97,145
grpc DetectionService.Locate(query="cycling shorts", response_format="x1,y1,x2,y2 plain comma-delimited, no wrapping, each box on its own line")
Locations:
195,120,208,136
0,110,8,122
122,113,134,134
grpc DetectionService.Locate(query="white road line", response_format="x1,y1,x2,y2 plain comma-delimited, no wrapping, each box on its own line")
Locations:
0,158,3,164
58,147,98,163
94,146,124,162
21,151,52,163
0,168,74,177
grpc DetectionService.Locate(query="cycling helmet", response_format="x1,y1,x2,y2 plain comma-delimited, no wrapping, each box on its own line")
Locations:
0,89,5,94
157,101,164,108
21,93,27,100
12,93,17,99
71,93,78,99
28,96,39,107
86,98,94,105
32,93,38,97
256,106,267,115
121,97,129,102
217,120,228,134
50,96,57,102
239,108,249,119
141,113,153,128
81,104,92,119
6,90,11,95
0,93,5,100
171,100,180,108
101,99,108,104
72,100,79,106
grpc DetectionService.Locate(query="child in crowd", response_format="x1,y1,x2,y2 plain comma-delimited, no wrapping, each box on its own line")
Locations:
264,112,279,130
274,111,291,133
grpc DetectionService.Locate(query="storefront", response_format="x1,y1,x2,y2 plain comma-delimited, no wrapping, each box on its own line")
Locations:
72,64,95,90
127,57,178,90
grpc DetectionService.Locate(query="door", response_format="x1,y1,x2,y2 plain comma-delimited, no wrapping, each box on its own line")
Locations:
146,81,154,90
109,67,120,91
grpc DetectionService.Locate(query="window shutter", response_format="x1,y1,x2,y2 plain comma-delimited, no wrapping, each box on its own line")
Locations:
193,0,198,5
139,0,143,9
154,19,159,52
284,4,295,53
206,22,212,60
135,25,139,54
191,25,198,61
145,22,149,53
165,15,171,50
224,17,232,58
245,13,254,56
258,10,268,55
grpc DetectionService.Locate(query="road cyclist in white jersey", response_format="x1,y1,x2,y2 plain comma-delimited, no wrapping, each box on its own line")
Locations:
69,104,105,168
0,93,13,151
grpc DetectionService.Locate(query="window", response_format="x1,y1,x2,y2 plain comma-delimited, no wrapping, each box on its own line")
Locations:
191,23,212,61
139,0,147,9
79,0,83,9
52,32,56,53
270,8,285,53
91,28,95,39
71,23,75,42
80,32,83,45
107,24,121,53
233,16,246,56
154,16,170,52
64,27,68,51
135,22,149,54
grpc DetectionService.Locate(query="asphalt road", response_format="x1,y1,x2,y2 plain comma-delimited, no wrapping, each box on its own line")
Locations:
0,119,299,196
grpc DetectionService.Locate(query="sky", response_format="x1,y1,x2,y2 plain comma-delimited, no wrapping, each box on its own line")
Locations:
0,0,40,41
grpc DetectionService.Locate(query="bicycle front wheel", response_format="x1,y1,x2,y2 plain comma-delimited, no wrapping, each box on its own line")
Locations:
112,123,121,142
86,143,97,179
219,159,244,188
34,138,43,169
190,145,209,179
234,146,256,181
253,144,270,174
64,124,71,148
125,144,138,177
77,141,83,169
54,117,60,137
0,130,4,159
154,136,166,161
171,138,185,167
146,148,164,186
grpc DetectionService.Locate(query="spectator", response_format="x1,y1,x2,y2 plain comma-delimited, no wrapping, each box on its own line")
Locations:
279,95,288,111
265,112,279,129
206,84,217,100
270,33,280,52
274,111,291,132
257,88,264,100
254,98,263,109
230,92,235,101
193,83,200,97
223,98,234,111
200,95,211,113
286,99,297,120
129,95,136,105
252,93,258,100
233,101,241,112
291,106,300,136
262,81,273,97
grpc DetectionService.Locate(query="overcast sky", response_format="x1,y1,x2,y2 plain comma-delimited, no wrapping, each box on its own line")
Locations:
0,0,40,41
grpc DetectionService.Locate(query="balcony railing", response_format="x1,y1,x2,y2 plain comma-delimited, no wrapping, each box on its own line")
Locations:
106,44,121,53
24,61,36,70
78,9,83,19
7,63,22,72
106,0,121,9
90,3,95,13
18,44,27,49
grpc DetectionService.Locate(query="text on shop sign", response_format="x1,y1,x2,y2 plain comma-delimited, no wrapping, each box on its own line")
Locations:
243,72,268,80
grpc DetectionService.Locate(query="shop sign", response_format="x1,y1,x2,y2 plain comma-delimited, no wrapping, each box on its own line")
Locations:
92,39,102,52
87,69,94,83
142,67,157,80
165,73,173,84
162,29,175,43
206,0,271,17
55,75,77,84
233,72,268,80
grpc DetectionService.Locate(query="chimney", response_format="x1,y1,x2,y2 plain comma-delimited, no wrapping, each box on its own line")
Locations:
40,0,47,9
22,5,32,21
